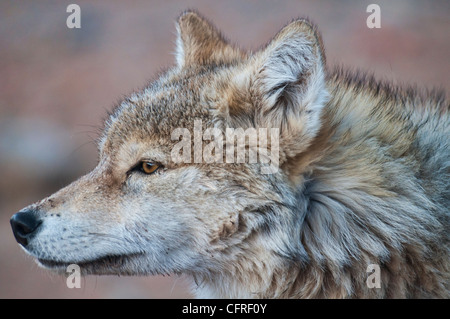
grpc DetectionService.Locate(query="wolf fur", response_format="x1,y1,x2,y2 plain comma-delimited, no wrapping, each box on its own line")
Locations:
12,11,449,298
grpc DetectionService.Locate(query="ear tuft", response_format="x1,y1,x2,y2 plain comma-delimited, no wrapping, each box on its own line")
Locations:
175,11,244,68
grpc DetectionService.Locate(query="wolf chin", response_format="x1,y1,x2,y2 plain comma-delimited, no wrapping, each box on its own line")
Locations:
10,11,449,298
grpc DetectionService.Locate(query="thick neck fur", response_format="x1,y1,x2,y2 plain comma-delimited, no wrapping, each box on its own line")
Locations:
194,71,449,298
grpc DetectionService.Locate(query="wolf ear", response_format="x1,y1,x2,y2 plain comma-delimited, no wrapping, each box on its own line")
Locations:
229,19,328,159
175,11,244,68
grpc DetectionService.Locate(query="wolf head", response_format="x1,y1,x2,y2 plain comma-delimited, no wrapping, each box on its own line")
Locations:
11,11,328,296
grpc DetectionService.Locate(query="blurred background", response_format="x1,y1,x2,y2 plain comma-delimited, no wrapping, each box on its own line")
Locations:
0,0,449,298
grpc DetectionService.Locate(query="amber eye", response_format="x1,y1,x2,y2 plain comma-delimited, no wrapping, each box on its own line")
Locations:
140,162,160,175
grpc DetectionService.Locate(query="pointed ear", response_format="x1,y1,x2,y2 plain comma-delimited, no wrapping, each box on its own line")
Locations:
228,19,328,158
175,11,244,68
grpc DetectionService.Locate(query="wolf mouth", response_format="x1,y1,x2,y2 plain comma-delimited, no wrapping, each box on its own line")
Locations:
38,253,144,272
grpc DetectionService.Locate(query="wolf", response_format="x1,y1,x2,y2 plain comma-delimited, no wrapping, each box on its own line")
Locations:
11,11,449,298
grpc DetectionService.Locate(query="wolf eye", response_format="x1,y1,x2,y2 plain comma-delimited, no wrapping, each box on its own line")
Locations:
140,162,161,175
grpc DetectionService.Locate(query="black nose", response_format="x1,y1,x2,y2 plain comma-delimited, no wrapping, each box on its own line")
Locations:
10,210,42,247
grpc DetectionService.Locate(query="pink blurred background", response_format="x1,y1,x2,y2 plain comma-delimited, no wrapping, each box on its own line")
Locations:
1,0,449,298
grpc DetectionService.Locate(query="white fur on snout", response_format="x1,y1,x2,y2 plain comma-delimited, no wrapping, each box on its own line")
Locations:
24,167,218,276
26,214,140,263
